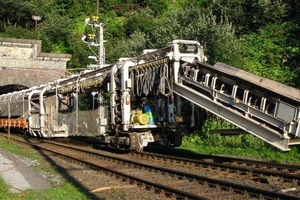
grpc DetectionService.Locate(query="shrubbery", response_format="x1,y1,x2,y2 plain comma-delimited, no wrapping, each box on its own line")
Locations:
181,116,300,164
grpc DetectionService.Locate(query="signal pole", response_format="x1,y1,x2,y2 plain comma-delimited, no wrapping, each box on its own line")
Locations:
82,16,107,69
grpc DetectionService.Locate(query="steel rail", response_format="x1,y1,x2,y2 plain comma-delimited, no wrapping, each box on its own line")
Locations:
145,147,300,171
137,151,300,183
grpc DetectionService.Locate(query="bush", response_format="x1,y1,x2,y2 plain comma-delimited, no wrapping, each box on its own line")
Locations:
180,116,300,164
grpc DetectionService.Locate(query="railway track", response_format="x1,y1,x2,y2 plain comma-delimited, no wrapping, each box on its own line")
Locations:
146,147,300,173
134,151,300,186
2,134,299,199
60,137,300,186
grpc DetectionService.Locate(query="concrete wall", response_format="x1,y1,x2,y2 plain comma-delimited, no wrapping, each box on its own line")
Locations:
0,37,71,87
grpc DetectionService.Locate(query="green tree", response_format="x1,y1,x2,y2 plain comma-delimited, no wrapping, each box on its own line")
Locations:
0,0,299,89
39,11,73,52
106,31,147,63
0,0,35,29
103,11,127,38
239,22,296,85
141,0,169,15
209,0,286,35
148,6,241,65
124,8,158,36
0,26,34,39
285,0,300,87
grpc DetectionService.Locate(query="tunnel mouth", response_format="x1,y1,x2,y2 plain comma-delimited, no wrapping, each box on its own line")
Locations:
0,84,29,95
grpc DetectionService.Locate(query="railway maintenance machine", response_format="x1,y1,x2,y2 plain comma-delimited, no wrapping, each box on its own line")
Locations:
0,40,300,151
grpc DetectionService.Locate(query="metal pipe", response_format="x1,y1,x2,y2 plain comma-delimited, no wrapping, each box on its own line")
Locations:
39,85,50,137
55,80,60,125
27,89,39,136
110,63,119,126
7,93,13,144
75,71,84,135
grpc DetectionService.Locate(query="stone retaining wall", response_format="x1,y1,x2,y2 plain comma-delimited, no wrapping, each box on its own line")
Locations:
0,37,71,87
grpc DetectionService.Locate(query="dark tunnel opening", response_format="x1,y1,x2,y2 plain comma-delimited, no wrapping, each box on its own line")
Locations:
0,84,29,95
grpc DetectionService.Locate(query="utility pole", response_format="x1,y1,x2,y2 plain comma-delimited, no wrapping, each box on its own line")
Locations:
7,102,10,144
0,48,2,68
97,0,99,15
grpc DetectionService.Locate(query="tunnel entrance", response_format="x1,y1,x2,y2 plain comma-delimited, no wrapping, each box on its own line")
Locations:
0,84,28,95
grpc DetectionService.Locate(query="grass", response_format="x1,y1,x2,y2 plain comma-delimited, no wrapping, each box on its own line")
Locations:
0,136,96,200
179,133,300,165
0,178,89,200
178,116,300,165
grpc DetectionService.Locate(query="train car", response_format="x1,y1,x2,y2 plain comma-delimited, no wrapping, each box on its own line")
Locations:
0,40,299,151
0,40,205,151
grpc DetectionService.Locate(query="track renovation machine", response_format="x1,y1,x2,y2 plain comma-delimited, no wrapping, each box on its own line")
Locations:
0,40,300,151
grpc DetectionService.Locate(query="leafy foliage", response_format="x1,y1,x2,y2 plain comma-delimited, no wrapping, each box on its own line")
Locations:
0,0,35,28
209,0,286,35
148,6,241,65
181,134,300,164
39,11,73,52
124,8,158,36
184,115,266,152
0,0,299,85
239,22,296,84
107,31,147,63
0,26,35,39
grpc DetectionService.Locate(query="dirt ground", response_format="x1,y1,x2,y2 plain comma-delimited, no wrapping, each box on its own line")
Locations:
22,149,170,200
